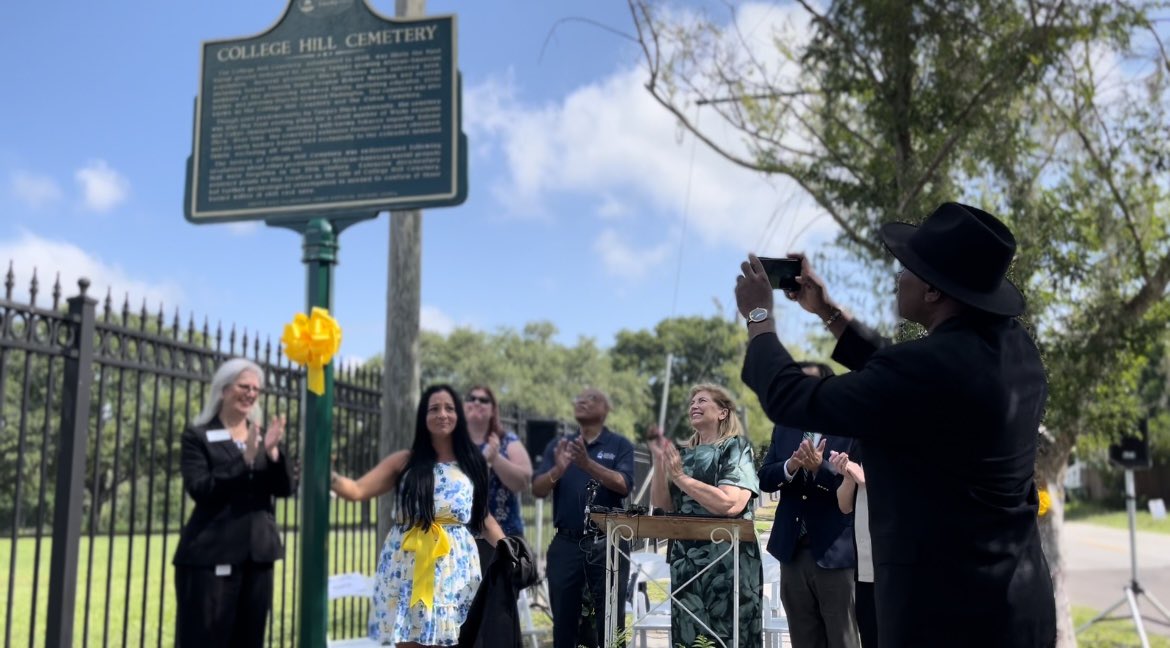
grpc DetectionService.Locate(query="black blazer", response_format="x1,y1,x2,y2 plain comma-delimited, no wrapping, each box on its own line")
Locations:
758,424,855,569
173,417,296,567
743,315,1055,648
458,536,540,648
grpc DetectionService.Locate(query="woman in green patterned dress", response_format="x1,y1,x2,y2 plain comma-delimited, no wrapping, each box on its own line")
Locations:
649,383,763,648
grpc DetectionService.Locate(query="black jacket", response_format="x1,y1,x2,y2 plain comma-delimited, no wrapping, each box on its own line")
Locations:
758,424,855,569
743,316,1055,648
458,536,540,648
173,417,296,566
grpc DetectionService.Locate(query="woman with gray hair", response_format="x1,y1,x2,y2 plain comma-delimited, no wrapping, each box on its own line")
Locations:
172,357,296,647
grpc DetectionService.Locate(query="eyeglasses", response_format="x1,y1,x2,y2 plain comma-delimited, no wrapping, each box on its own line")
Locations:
573,394,601,405
466,395,492,405
235,384,261,395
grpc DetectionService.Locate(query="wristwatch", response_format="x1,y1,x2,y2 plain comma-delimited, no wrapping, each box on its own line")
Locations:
747,307,769,325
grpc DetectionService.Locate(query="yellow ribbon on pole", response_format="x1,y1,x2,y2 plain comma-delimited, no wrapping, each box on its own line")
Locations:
1037,488,1051,517
400,514,460,609
280,307,342,395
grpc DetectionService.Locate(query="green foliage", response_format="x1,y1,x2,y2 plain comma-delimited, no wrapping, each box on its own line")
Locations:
370,322,652,438
611,315,771,446
630,0,1170,467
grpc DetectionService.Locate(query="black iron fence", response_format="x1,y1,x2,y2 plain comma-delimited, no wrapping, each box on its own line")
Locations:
0,268,384,648
0,267,575,648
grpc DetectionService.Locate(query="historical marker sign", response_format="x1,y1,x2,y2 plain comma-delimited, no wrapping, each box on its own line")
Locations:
185,0,466,223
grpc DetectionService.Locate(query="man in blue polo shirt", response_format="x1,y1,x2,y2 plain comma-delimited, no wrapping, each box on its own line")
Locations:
532,387,635,648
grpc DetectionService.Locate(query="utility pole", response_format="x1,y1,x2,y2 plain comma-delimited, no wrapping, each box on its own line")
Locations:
379,0,427,546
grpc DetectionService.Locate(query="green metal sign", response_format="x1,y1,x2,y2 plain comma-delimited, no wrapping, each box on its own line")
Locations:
185,0,466,223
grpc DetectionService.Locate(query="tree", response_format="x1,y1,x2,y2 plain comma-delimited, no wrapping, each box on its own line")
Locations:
372,323,653,440
611,314,773,446
628,1,1170,643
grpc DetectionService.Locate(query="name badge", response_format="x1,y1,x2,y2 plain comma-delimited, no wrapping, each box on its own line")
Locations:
206,429,231,443
215,564,231,577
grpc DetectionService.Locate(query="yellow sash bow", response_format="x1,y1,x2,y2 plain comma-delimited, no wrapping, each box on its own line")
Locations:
401,514,461,609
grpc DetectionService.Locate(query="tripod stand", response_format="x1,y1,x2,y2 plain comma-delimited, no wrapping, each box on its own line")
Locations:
1076,469,1170,647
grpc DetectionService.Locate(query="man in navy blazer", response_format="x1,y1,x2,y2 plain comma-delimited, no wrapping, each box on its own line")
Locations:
736,203,1056,648
759,362,859,648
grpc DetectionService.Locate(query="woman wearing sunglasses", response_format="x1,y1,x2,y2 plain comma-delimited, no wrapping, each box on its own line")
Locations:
465,385,533,541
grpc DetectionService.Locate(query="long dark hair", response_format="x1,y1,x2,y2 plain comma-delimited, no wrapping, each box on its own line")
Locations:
397,384,489,534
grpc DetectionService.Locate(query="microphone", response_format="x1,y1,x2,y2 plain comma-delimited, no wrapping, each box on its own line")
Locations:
584,479,601,529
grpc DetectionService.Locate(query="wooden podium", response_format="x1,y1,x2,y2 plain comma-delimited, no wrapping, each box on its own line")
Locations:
589,512,756,648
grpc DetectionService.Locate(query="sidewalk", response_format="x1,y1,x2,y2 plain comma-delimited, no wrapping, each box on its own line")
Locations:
1064,521,1170,638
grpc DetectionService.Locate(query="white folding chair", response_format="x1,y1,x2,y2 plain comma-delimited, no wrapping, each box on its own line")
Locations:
628,551,672,648
326,573,380,648
518,586,551,648
760,554,789,648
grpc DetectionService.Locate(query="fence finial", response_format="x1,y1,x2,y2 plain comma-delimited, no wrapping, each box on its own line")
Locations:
77,277,90,297
4,260,13,299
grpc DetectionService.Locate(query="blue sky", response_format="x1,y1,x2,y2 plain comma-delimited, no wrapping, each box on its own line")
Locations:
0,1,841,363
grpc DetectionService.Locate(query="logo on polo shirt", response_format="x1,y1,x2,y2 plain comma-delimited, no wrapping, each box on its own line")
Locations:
596,451,616,461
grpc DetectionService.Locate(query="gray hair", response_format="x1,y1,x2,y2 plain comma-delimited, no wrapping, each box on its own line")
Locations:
193,358,264,426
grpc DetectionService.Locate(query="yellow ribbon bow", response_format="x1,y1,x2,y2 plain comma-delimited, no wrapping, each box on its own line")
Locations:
1037,488,1051,517
400,514,461,609
280,307,342,395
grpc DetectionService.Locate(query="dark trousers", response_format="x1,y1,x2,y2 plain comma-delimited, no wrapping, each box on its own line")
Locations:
855,580,878,648
779,546,860,648
175,562,273,648
546,532,629,648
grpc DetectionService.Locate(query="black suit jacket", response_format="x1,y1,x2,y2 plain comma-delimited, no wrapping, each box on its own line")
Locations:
743,315,1055,648
173,417,296,567
758,425,855,569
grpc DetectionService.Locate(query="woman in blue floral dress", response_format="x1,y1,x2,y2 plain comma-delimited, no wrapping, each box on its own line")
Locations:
332,384,505,647
464,384,532,538
649,383,763,648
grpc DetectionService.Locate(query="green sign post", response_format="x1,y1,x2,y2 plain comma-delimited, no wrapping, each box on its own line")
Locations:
185,2,466,646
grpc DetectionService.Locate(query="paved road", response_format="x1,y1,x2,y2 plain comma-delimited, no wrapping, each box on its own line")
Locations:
1065,521,1170,639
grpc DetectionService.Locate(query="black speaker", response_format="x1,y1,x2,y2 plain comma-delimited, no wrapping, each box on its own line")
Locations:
1109,418,1152,470
524,419,561,471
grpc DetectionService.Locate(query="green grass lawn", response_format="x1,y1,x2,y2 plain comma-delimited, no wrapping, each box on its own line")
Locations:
0,497,554,648
1066,501,1170,535
1074,605,1170,647
0,530,373,648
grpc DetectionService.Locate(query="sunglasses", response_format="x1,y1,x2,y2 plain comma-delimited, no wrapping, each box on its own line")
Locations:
466,395,492,405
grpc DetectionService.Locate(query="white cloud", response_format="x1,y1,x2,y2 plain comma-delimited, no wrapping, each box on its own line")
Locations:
596,195,631,220
74,159,130,213
0,230,182,309
463,3,832,255
226,221,261,236
593,228,673,280
10,171,63,209
420,304,456,335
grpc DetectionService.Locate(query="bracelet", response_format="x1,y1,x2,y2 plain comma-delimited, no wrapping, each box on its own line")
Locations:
823,308,843,327
549,471,559,485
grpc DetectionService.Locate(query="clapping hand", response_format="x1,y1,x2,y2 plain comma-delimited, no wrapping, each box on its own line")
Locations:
265,415,286,462
796,438,827,472
567,436,590,468
482,434,500,464
244,422,262,466
553,438,573,473
828,450,850,477
658,438,684,481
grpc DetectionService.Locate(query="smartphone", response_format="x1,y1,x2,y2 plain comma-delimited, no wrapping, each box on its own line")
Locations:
759,257,802,292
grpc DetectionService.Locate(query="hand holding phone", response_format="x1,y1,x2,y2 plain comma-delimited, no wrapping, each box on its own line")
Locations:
758,257,802,292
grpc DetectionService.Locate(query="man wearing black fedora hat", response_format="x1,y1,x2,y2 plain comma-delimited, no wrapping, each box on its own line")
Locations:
735,203,1056,647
